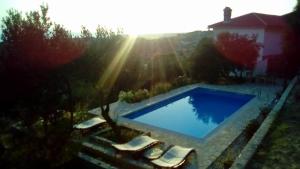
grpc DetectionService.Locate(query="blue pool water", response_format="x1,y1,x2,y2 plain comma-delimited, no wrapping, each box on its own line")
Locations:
124,88,254,139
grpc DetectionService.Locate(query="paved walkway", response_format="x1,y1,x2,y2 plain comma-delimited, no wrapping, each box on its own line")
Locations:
247,84,300,169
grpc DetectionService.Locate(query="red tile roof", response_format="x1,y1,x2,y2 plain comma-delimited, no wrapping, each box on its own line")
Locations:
208,13,287,29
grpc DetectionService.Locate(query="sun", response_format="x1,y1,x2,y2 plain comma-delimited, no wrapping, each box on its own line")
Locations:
122,27,145,36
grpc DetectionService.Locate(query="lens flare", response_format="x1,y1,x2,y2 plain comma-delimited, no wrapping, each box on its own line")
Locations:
97,36,137,91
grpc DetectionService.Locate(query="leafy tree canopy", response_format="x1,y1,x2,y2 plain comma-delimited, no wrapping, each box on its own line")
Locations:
215,32,261,70
1,5,83,73
190,37,232,83
282,0,300,77
0,5,83,127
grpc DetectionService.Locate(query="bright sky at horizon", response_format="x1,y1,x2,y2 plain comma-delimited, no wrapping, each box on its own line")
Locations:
0,0,297,35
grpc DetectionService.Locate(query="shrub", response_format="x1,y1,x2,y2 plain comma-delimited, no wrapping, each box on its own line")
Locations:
172,75,192,87
245,119,260,140
223,160,234,169
295,90,300,101
275,90,283,99
134,89,150,102
118,82,174,103
118,91,135,103
151,82,172,96
260,107,272,118
118,89,150,103
71,81,98,107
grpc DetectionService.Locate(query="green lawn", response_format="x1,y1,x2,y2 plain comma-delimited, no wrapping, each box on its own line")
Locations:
247,85,300,169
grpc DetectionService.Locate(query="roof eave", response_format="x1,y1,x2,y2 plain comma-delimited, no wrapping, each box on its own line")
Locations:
208,25,266,29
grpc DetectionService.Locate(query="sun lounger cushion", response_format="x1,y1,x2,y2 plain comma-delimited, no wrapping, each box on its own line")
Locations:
151,145,194,168
112,135,159,152
143,147,164,160
74,117,105,129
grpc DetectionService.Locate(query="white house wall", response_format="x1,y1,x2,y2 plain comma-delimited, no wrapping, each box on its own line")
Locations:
263,30,283,56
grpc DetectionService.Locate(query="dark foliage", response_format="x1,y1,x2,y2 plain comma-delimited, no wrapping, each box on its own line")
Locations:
0,119,80,169
190,37,232,83
0,5,83,168
223,160,234,169
245,119,260,140
282,2,300,77
0,5,83,123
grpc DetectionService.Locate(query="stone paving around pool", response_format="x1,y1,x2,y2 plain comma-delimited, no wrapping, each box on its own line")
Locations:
88,83,282,169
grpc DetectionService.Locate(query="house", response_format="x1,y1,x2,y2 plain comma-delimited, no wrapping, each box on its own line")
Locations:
208,7,288,75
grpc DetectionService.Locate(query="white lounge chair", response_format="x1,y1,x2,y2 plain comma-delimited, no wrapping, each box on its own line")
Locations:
112,135,159,152
143,146,164,160
151,145,194,168
73,117,106,130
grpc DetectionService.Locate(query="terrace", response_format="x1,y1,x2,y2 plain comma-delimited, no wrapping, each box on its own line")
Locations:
1,2,298,168
80,82,283,168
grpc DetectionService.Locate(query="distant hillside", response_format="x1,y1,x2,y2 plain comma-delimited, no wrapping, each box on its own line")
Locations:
131,31,213,58
139,33,179,39
176,31,213,56
130,36,178,58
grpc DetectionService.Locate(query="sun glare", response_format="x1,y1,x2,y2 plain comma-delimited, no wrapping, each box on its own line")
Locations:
0,0,297,35
98,36,137,90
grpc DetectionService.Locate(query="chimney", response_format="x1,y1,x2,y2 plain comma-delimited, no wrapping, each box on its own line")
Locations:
223,7,232,23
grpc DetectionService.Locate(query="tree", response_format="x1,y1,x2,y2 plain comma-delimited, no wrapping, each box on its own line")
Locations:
0,5,83,129
95,68,123,140
0,5,85,168
215,32,261,76
282,0,300,77
150,53,185,83
190,37,232,83
67,26,123,84
98,88,121,139
115,53,143,90
73,26,125,139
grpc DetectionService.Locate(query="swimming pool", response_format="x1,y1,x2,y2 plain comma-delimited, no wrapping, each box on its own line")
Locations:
124,88,254,139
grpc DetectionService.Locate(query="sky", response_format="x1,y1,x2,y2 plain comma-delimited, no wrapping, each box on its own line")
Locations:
0,0,297,35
